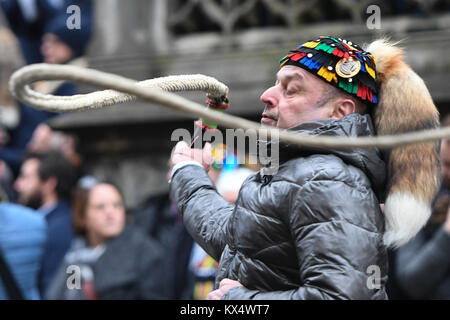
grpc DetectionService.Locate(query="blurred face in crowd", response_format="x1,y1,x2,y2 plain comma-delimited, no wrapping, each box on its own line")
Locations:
14,158,43,209
41,33,74,64
440,140,450,188
27,123,53,153
260,65,354,129
85,183,126,247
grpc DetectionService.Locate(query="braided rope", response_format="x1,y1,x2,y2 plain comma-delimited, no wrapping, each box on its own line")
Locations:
9,63,450,150
10,64,229,112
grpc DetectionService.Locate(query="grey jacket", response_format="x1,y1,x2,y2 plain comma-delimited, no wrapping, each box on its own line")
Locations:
170,113,388,300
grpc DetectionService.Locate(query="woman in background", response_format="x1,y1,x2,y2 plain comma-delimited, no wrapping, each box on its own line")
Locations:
46,178,169,300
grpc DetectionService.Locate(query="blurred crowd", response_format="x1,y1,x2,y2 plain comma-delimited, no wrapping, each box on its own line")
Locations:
0,0,259,301
0,122,255,300
1,0,450,301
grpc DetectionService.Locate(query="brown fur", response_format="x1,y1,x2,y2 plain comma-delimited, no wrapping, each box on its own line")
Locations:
368,39,440,202
365,39,441,247
388,144,440,203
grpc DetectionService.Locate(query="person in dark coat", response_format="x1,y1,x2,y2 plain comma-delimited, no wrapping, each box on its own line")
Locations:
393,142,450,299
0,0,92,174
169,37,390,300
14,151,76,295
0,202,47,300
46,180,169,300
133,192,194,300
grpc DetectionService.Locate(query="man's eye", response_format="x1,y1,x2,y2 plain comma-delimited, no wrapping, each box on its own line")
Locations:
286,87,299,95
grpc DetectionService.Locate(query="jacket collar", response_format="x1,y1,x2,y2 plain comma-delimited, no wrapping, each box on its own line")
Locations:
259,113,386,199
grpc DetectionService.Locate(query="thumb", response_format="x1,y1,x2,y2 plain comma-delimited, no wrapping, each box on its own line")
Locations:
203,142,212,154
202,142,212,165
174,140,190,154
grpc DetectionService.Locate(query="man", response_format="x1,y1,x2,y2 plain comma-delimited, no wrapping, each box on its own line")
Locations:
169,36,388,299
14,151,75,296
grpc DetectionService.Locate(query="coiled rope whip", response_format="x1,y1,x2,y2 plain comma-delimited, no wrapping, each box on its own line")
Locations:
9,63,450,150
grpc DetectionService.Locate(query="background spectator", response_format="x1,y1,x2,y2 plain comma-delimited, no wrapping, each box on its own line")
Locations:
394,193,450,299
27,123,83,175
0,0,92,175
14,151,75,295
439,130,450,197
391,115,450,299
46,179,169,299
133,190,193,300
0,26,23,145
0,160,16,202
0,202,47,300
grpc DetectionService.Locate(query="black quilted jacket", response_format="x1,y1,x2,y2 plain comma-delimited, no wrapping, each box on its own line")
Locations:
170,113,388,300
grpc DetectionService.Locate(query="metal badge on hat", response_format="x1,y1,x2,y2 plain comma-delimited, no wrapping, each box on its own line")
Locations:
335,57,361,79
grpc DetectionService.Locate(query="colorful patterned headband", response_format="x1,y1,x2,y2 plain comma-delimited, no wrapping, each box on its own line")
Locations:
280,36,378,106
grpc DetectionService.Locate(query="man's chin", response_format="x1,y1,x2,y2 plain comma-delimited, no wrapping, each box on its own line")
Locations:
20,195,43,210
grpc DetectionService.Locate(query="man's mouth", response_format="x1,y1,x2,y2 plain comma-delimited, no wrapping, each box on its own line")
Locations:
261,113,277,126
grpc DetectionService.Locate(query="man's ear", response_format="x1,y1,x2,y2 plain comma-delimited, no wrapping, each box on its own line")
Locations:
42,176,58,196
330,98,356,120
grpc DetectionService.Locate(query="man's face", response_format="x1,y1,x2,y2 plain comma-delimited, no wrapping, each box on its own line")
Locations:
260,65,335,129
440,141,450,188
14,158,43,209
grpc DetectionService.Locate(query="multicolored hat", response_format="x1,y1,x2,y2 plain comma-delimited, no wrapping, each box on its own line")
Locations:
279,36,378,106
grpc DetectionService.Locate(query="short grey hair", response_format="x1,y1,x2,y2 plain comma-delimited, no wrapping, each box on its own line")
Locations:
315,82,368,114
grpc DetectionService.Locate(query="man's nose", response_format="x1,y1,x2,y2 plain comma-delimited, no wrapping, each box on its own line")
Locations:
260,86,277,108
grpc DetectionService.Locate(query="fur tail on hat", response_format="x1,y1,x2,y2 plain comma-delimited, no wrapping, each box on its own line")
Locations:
365,39,441,248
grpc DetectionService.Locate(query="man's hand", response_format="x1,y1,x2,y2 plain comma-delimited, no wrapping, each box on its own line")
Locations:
169,141,212,178
206,279,242,300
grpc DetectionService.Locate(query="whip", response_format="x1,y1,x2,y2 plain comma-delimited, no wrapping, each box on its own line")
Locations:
9,63,450,150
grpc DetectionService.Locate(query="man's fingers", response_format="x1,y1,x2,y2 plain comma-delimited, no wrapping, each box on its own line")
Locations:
206,279,242,300
206,289,220,300
171,140,212,172
202,142,212,168
174,141,190,154
220,278,241,287
219,278,234,286
190,142,211,164
203,142,212,153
